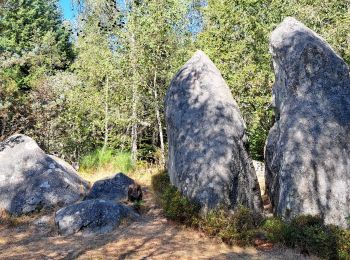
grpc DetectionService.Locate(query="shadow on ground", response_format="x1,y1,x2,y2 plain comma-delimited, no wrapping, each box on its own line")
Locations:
0,188,316,260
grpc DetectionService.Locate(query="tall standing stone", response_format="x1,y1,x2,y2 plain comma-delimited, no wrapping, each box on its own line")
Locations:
266,17,350,227
165,50,262,213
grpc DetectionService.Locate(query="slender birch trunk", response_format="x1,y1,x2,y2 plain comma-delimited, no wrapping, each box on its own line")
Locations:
1,116,7,140
102,76,109,154
153,70,165,167
130,33,138,166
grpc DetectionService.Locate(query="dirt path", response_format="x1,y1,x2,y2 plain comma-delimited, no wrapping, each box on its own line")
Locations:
0,188,316,260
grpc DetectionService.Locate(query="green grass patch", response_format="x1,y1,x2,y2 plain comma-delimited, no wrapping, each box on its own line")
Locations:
80,148,133,173
152,170,350,258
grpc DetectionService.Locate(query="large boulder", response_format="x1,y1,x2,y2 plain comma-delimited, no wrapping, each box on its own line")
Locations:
0,134,89,215
55,199,137,235
165,50,262,213
265,17,350,227
84,173,135,202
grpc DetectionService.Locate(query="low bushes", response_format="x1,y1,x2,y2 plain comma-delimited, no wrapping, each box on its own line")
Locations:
152,171,350,259
195,207,261,246
332,227,350,259
151,171,199,225
285,215,337,258
151,171,261,245
261,215,349,259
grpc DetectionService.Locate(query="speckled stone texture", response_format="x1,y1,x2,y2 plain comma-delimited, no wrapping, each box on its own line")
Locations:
165,50,262,213
265,17,350,227
84,173,135,202
55,199,137,235
0,134,89,215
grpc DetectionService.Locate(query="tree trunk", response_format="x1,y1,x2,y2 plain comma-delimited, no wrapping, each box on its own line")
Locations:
1,116,7,140
102,76,109,154
130,33,138,166
153,70,165,168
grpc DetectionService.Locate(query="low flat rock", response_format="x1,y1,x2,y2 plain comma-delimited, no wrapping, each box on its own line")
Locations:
55,199,137,235
165,50,262,213
265,17,350,227
0,134,89,216
84,173,135,202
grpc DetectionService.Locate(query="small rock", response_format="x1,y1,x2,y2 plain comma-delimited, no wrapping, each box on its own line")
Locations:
84,173,135,202
55,199,137,235
33,215,52,226
127,183,143,202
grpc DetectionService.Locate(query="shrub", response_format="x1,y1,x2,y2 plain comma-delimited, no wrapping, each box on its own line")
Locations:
262,215,346,259
151,171,200,225
152,171,350,257
284,215,337,258
152,172,262,245
328,225,350,260
261,215,350,259
262,217,288,243
232,207,257,232
197,207,259,246
151,170,170,196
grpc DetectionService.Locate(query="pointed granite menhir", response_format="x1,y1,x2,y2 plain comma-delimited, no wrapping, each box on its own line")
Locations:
265,17,350,227
165,50,262,213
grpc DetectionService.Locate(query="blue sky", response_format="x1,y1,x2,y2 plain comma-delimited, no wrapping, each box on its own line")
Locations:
59,0,75,20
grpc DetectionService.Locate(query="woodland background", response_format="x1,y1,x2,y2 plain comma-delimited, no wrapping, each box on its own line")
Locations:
1,0,350,168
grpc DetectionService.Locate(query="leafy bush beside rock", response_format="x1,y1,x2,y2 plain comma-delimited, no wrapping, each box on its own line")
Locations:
151,171,200,225
194,207,261,246
151,171,260,245
152,171,350,259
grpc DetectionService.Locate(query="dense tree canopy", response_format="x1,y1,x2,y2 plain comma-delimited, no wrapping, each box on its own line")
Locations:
196,0,350,159
1,0,350,163
0,0,73,89
0,0,73,150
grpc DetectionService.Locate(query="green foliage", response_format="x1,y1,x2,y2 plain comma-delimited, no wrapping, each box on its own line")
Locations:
48,0,194,162
196,0,350,159
331,226,350,259
0,0,73,89
262,217,288,243
2,0,350,165
151,170,170,196
196,0,276,160
0,0,73,148
151,171,200,224
80,149,133,173
161,185,200,224
151,171,260,245
284,215,337,259
196,207,259,246
262,215,350,259
152,174,350,257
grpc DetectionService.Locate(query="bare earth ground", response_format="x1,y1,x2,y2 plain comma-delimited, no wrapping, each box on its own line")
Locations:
0,169,318,260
